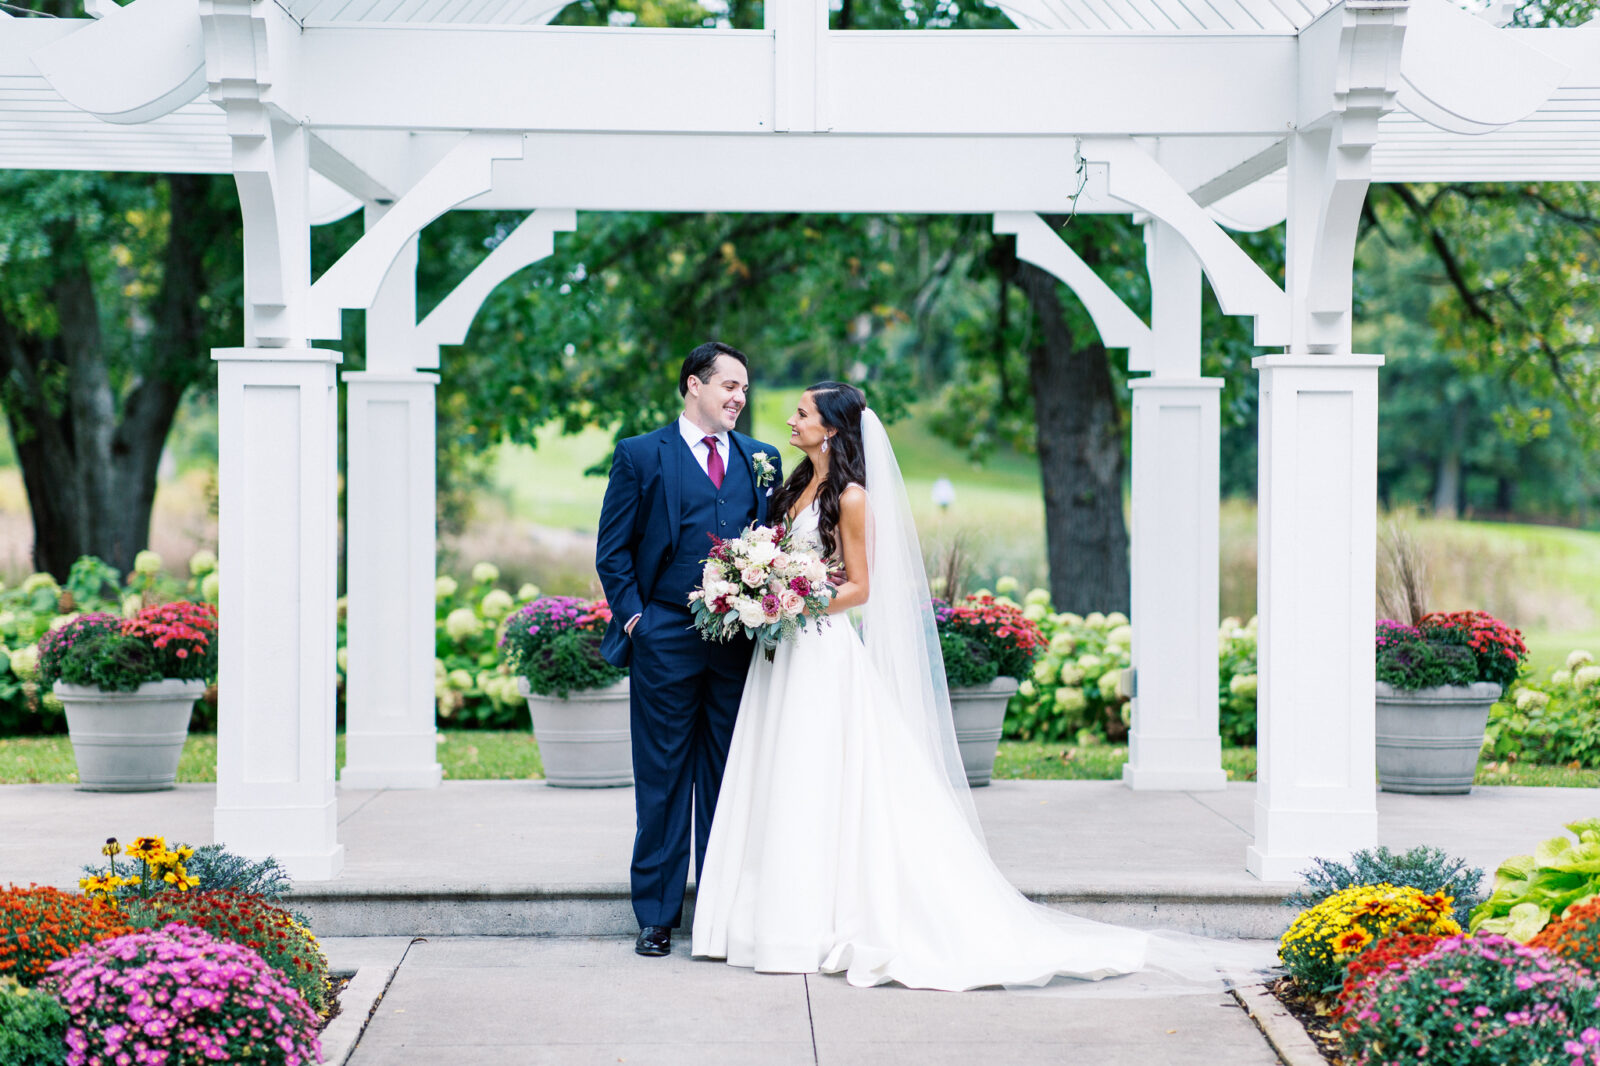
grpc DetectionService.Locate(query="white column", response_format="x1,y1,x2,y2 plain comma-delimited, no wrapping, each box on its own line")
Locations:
1123,378,1227,791
340,371,442,790
213,346,345,881
1246,353,1383,882
1122,219,1225,791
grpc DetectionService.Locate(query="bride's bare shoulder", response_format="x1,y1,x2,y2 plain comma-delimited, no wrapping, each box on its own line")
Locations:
838,483,868,525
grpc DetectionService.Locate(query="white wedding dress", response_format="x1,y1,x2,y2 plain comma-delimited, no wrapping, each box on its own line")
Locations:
690,497,1151,990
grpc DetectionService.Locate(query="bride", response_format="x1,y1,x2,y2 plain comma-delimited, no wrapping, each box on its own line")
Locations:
690,381,1153,990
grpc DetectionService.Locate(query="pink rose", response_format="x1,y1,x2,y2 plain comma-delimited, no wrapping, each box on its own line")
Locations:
740,565,766,589
779,590,805,616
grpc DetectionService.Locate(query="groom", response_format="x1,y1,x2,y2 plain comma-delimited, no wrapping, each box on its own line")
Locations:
595,341,783,957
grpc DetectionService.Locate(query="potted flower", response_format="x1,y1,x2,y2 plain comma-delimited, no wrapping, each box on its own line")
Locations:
1374,610,1527,794
499,596,631,787
935,593,1046,786
38,602,218,791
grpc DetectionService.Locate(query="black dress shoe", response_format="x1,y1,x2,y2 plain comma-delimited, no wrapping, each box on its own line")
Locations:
635,925,672,957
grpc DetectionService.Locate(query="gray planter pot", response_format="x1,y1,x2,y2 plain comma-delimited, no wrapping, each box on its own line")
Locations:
948,676,1019,787
54,678,206,792
518,677,633,788
1375,680,1502,794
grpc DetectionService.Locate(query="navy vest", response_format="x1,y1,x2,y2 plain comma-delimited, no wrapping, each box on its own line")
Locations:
652,441,758,611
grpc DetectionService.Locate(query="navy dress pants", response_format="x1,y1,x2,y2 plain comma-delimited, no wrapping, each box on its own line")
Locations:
628,600,750,929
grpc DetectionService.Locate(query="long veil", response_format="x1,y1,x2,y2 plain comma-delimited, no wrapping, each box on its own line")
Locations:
855,409,1277,995
857,409,986,846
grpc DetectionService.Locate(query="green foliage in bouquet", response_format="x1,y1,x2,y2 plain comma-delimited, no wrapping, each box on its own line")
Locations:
500,596,626,699
0,976,67,1066
1470,819,1600,942
432,563,534,728
1284,845,1486,914
1484,650,1600,768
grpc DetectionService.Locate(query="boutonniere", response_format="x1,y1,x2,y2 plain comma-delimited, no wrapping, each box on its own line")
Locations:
751,451,777,487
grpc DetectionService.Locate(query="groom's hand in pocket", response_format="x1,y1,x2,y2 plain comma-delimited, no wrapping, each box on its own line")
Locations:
625,613,642,637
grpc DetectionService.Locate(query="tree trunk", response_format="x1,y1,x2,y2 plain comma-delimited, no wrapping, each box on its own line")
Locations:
1015,259,1130,614
0,175,212,581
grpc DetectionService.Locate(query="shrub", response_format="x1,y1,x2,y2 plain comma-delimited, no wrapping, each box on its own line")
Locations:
1005,606,1133,743
1471,819,1600,942
45,925,321,1066
1285,845,1487,914
1529,898,1600,974
0,976,68,1066
500,596,626,699
1340,934,1600,1066
432,566,536,727
934,594,1045,689
0,886,133,986
1278,883,1460,994
123,891,330,1014
1485,651,1600,768
1217,616,1258,746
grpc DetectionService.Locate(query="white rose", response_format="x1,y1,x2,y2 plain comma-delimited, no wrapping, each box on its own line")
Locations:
736,599,767,628
804,559,830,586
745,540,779,567
740,566,767,590
703,562,723,589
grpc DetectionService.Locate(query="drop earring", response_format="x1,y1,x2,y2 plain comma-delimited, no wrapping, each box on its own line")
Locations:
822,437,830,455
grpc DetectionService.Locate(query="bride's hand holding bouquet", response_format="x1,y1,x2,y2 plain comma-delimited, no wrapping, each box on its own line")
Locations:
689,522,835,660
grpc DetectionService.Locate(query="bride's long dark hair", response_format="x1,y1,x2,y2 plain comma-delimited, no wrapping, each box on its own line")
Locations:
771,381,867,559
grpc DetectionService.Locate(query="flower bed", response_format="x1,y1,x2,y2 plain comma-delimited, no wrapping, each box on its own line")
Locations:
1273,823,1600,1065
2,833,329,1064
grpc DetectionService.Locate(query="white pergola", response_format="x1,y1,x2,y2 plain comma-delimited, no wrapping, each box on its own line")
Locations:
3,0,1595,881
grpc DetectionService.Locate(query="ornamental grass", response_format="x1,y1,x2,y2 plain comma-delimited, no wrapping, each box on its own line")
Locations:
45,925,320,1066
1278,883,1460,994
1340,934,1600,1066
1529,897,1600,974
124,891,330,1014
0,886,133,986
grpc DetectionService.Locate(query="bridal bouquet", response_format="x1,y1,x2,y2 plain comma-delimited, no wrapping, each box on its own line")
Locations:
689,523,834,659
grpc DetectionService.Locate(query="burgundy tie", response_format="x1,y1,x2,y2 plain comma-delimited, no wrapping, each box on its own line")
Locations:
703,436,725,489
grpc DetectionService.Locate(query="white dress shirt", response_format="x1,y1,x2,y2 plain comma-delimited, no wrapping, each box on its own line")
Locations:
628,417,732,636
678,415,730,478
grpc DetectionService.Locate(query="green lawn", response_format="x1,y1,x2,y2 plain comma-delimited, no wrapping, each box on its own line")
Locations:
6,733,1599,789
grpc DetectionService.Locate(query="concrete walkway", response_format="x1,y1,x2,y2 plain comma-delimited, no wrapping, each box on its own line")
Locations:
339,935,1282,1066
5,779,1596,938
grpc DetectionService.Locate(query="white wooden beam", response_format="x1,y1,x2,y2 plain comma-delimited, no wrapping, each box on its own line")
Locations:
293,26,1298,135
994,211,1153,368
306,131,524,339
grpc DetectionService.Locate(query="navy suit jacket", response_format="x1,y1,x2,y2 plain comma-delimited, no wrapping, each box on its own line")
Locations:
595,424,783,668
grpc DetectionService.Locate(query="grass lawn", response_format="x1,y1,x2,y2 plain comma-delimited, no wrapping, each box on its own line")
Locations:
6,733,1600,789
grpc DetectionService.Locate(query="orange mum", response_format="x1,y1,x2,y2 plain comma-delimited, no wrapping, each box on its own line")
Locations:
0,884,133,985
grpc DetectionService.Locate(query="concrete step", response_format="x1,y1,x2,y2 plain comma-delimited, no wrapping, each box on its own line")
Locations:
287,880,1295,939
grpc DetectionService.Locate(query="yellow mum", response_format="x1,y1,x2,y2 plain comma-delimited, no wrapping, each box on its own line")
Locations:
1279,883,1462,992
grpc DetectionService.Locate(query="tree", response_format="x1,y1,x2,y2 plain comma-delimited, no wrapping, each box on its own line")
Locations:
0,171,241,579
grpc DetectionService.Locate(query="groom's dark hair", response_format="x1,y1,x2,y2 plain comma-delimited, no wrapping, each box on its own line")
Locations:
679,341,749,397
